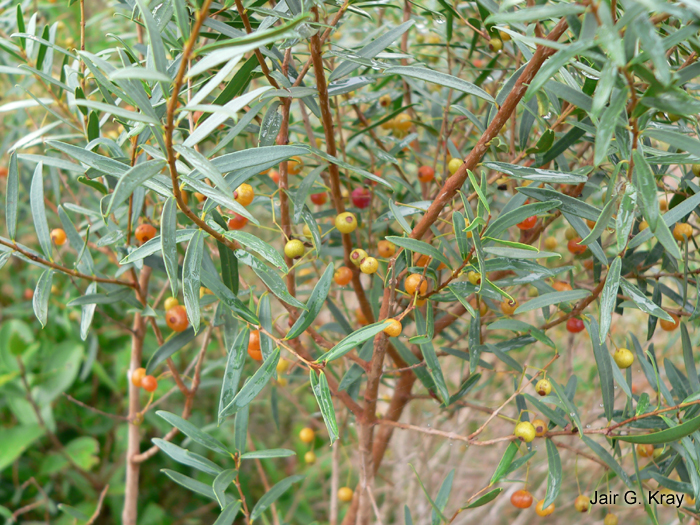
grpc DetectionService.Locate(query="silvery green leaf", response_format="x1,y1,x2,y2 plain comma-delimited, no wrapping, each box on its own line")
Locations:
599,257,621,344
107,160,165,217
30,162,52,260
6,152,18,240
183,230,204,333
161,197,179,297
385,66,495,104
33,269,53,327
80,282,97,340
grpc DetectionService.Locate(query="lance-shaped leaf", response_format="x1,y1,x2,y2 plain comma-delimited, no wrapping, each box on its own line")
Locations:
514,289,590,314
385,66,495,104
386,236,450,268
619,279,674,321
224,231,286,271
317,320,392,363
462,488,502,509
161,197,179,297
249,475,304,521
218,327,249,422
146,328,196,374
581,435,634,488
235,250,305,309
583,318,614,421
632,150,659,232
201,269,259,324
310,370,339,444
106,160,165,218
80,282,97,340
134,0,167,75
183,230,204,333
286,264,334,340
482,162,587,184
409,464,449,523
490,441,519,485
614,414,700,444
30,162,52,260
213,469,238,510
58,206,94,274
153,439,223,477
220,348,280,416
213,501,241,525
6,152,18,240
541,439,561,509
33,269,53,327
175,145,231,194
240,449,295,460
599,256,621,344
162,470,228,502
156,411,230,457
483,200,560,240
594,87,628,166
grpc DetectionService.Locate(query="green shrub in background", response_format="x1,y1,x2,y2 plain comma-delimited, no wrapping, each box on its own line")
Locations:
2,0,700,523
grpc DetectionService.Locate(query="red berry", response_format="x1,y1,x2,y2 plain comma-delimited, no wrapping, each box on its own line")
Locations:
227,213,248,230
567,237,587,255
135,224,157,244
417,165,435,183
566,318,585,333
517,216,537,230
351,187,371,209
141,375,158,392
310,192,328,205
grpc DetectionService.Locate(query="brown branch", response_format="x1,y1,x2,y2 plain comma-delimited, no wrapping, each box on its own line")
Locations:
233,0,280,89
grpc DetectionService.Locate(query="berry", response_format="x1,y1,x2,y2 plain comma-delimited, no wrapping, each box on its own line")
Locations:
574,495,589,513
498,29,511,42
639,220,648,231
659,313,680,331
379,94,391,107
567,237,587,255
51,228,67,246
551,280,572,292
604,514,618,525
135,224,157,244
228,213,248,230
585,218,596,228
660,199,668,211
277,359,290,374
351,187,372,209
334,267,353,286
277,377,288,387
383,319,402,337
514,421,535,443
350,248,368,267
532,419,547,437
566,318,585,333
299,427,315,443
338,487,354,503
360,257,378,274
404,274,428,296
288,156,303,175
164,297,179,311
467,271,481,285
517,216,537,230
335,212,357,233
613,347,634,369
248,330,262,361
131,367,146,388
489,38,503,52
564,227,577,240
693,164,700,177
310,192,327,205
269,169,280,184
194,192,206,203
0,166,8,177
141,375,158,393
447,158,462,175
166,305,188,332
393,113,412,132
673,222,693,241
535,500,555,516
418,165,435,183
500,299,518,315
284,239,305,259
303,224,321,239
377,240,396,258
535,379,552,396
304,451,317,464
637,444,654,458
510,490,533,509
544,236,558,250
469,298,489,317
234,183,254,207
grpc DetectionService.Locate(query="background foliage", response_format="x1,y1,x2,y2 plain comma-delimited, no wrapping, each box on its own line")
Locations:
2,0,700,523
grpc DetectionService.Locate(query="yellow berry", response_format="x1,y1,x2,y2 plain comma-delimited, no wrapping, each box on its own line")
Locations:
514,421,535,443
613,347,634,369
335,212,357,234
448,158,462,175
299,427,315,443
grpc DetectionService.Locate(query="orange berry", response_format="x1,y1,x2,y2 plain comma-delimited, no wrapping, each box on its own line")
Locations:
659,313,680,331
511,490,533,509
234,183,254,207
356,308,369,326
165,305,188,332
269,169,280,184
417,165,435,183
535,500,555,516
500,299,518,315
131,367,146,388
567,237,587,255
135,224,157,244
637,444,654,457
299,427,315,443
673,222,693,241
248,330,262,361
551,280,572,292
532,419,547,436
517,216,537,230
404,274,428,296
51,228,67,246
141,375,158,393
288,156,303,175
378,240,396,258
334,266,353,286
227,213,248,230
574,495,589,513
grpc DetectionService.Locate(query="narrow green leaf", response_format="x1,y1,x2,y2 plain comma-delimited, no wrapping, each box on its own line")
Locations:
134,0,167,75
240,449,295,460
213,501,241,525
599,256,621,344
385,66,495,104
681,324,699,393
584,318,614,421
161,470,222,501
317,321,391,363
482,162,587,184
183,230,204,333
581,435,634,488
6,152,18,240
483,200,560,240
249,475,304,521
619,279,674,321
594,87,628,166
161,197,179,297
30,162,52,259
614,415,700,444
218,327,249,423
386,236,450,268
287,264,334,340
33,270,53,327
632,150,659,231
201,269,259,324
146,329,196,374
310,371,339,444
409,464,449,523
515,289,590,314
542,439,561,509
490,441,519,485
213,469,237,510
153,438,223,476
156,411,230,457
463,487,503,509
221,348,280,416
225,231,286,271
